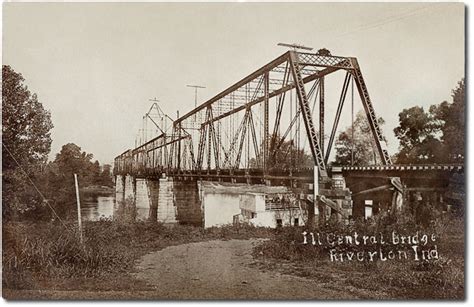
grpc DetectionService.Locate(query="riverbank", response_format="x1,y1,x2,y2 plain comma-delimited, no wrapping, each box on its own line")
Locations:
80,185,114,196
2,221,272,299
3,214,464,300
4,239,363,300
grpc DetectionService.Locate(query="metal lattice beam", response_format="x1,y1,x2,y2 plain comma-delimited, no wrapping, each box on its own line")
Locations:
289,51,328,179
349,58,391,165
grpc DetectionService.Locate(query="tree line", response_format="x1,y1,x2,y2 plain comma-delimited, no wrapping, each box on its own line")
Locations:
2,66,113,220
2,65,465,220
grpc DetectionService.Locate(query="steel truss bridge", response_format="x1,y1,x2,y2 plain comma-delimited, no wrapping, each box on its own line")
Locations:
114,49,463,211
114,50,395,181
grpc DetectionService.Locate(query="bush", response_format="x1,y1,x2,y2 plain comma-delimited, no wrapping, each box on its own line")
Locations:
2,219,274,290
2,221,133,289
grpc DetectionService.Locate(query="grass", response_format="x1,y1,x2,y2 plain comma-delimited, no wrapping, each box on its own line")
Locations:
2,220,273,293
3,203,465,299
251,212,465,299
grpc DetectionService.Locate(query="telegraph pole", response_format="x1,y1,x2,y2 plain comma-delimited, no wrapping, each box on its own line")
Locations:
186,85,206,151
186,85,206,111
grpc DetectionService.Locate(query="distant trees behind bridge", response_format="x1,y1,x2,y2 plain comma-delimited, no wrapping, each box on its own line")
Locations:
394,79,465,164
334,78,465,166
334,111,386,166
248,134,314,170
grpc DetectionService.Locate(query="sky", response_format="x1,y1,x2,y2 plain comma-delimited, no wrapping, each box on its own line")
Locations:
3,2,464,165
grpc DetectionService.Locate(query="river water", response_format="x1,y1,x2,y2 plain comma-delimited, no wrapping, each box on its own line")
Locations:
81,195,116,221
81,195,149,221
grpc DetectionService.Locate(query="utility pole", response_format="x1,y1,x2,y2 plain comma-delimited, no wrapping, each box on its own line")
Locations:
186,85,206,126
186,85,206,156
186,85,206,110
74,174,83,244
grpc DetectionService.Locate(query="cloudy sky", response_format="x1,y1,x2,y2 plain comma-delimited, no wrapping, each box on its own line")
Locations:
3,2,464,164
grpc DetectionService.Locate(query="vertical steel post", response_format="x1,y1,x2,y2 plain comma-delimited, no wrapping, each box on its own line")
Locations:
351,77,354,166
177,124,182,170
264,72,269,174
207,108,212,171
319,77,325,158
288,51,328,178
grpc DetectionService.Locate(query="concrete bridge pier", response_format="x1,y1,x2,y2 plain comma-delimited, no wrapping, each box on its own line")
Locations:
114,175,319,228
114,175,201,224
115,174,135,204
156,178,177,223
134,178,161,222
124,174,135,202
173,179,202,225
115,174,125,203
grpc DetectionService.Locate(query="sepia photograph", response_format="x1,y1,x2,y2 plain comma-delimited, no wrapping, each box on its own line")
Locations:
2,1,465,300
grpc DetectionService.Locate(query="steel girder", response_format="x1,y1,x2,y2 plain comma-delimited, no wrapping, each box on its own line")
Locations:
349,58,392,165
114,50,392,179
288,51,328,178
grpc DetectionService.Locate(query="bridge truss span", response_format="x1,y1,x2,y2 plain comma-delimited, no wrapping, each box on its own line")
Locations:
114,50,392,183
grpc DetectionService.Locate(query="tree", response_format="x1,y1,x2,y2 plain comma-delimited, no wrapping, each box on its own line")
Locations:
393,79,465,164
268,137,314,170
249,135,314,170
53,143,100,187
393,106,443,163
98,164,114,187
2,65,54,218
43,143,107,218
334,110,386,166
436,79,465,162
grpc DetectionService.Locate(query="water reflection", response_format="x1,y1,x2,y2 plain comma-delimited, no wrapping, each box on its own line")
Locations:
82,196,116,221
81,195,150,221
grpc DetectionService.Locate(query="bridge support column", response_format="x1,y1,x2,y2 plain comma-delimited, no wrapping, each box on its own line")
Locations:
124,175,135,203
135,179,150,210
173,179,202,226
115,175,125,203
135,178,161,222
157,178,178,224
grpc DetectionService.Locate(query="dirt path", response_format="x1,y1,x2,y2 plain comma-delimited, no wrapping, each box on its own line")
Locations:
3,239,370,300
133,238,361,299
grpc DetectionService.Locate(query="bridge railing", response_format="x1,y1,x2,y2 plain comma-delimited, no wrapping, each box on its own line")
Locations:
342,164,464,172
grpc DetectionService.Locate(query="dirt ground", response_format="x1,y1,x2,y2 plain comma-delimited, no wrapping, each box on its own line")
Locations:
4,238,376,300
132,238,368,299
